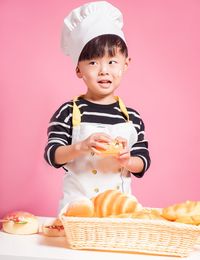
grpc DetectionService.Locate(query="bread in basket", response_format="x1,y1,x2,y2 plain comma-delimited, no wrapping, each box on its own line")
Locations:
60,190,200,257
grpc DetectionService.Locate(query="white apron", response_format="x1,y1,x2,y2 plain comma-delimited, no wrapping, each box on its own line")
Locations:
58,96,138,212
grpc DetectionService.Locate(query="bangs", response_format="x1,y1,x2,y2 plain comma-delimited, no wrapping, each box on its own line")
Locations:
78,34,128,62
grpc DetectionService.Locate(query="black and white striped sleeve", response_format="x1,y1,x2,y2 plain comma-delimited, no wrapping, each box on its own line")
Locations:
129,111,151,178
44,102,73,168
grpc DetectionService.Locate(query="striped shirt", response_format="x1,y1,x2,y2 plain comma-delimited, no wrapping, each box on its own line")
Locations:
44,98,151,178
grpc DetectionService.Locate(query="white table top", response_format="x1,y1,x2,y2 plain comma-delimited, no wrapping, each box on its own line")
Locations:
0,217,200,260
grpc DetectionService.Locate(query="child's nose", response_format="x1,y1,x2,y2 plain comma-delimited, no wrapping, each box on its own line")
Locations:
98,64,109,75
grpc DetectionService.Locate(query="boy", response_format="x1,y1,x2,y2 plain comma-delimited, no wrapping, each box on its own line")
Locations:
44,1,151,211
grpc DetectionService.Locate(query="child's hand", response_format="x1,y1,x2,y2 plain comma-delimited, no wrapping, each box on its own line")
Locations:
115,136,131,167
80,133,112,154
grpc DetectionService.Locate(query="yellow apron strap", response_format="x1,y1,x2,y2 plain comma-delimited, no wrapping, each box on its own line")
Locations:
72,96,82,127
72,95,129,127
115,96,129,121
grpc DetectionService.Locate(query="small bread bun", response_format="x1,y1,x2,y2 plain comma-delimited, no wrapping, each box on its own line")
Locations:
42,218,65,237
97,140,123,155
2,211,39,235
63,198,94,217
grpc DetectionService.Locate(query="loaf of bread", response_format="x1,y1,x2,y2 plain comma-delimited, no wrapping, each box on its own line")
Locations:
162,200,200,225
92,189,142,217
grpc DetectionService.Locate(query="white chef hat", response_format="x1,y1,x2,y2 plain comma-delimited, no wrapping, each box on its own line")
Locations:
61,1,126,65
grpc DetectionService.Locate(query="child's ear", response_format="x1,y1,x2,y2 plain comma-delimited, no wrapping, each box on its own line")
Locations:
124,57,131,71
76,66,82,78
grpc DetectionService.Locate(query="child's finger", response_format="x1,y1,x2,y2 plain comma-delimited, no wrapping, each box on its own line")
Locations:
94,133,112,143
118,149,130,157
98,137,112,144
115,136,128,148
91,141,110,154
91,145,107,155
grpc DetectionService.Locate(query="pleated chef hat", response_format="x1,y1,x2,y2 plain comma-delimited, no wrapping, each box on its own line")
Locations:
61,1,126,65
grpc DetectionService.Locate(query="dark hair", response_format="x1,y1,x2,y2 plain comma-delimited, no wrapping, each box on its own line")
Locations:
78,34,128,62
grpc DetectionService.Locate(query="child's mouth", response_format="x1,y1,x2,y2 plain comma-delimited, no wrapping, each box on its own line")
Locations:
97,80,112,88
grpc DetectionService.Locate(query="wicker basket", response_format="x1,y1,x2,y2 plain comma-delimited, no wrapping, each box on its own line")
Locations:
61,216,200,257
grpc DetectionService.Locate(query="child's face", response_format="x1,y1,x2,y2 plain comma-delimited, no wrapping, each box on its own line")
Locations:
76,49,130,100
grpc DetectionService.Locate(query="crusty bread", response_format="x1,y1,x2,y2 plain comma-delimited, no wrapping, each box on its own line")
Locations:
63,198,94,217
162,200,200,225
42,218,65,237
2,211,39,235
93,189,141,217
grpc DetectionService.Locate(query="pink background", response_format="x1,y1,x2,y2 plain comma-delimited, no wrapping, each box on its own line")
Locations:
1,0,200,218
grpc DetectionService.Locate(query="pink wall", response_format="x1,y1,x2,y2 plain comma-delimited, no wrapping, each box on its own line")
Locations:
1,0,200,218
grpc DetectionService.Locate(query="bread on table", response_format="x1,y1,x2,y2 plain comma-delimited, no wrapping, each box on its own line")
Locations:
162,200,200,225
41,218,65,237
2,211,39,235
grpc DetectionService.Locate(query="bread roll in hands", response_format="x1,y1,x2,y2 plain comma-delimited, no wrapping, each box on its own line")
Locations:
96,140,123,156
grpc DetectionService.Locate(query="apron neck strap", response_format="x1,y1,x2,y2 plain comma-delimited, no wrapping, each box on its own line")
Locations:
72,96,82,127
72,95,129,127
114,96,129,122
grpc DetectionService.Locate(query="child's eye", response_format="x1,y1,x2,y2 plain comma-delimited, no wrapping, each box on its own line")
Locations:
109,60,117,64
89,61,97,65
